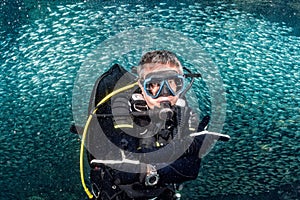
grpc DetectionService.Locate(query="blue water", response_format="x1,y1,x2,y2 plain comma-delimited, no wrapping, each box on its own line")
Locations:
1,0,299,199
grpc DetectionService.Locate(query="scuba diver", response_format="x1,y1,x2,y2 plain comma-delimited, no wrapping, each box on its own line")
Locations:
74,50,230,199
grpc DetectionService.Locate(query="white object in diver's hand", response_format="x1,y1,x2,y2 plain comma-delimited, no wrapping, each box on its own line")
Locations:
190,130,230,142
190,130,230,158
90,150,140,165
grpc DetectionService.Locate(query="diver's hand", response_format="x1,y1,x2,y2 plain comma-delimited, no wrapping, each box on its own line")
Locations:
197,115,210,132
188,115,230,158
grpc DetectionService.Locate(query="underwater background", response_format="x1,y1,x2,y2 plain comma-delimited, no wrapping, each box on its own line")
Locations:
1,0,299,199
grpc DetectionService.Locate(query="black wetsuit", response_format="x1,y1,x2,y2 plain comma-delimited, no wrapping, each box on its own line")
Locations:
88,89,205,200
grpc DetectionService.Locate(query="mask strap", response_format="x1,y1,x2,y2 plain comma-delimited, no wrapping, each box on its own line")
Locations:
180,67,201,97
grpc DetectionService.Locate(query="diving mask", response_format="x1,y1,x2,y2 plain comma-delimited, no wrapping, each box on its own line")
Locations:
140,70,185,99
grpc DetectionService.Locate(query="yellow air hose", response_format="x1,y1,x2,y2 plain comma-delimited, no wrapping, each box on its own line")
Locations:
80,81,138,199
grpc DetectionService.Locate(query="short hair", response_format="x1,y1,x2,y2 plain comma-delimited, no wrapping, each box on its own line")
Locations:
137,50,183,78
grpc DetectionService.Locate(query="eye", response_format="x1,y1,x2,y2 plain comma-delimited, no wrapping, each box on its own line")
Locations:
149,82,160,88
168,79,176,85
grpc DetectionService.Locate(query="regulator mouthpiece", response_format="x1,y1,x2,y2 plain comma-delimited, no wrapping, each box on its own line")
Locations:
159,102,173,121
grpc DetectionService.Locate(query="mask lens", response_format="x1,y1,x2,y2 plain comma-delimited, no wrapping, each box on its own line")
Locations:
145,79,163,97
143,75,185,98
166,76,184,94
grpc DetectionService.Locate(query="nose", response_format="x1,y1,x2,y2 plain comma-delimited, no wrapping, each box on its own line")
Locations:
160,83,172,96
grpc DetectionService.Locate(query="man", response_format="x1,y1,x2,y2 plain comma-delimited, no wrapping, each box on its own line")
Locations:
85,50,227,199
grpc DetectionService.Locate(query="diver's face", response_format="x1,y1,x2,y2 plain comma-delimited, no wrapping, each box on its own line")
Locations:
139,63,181,109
